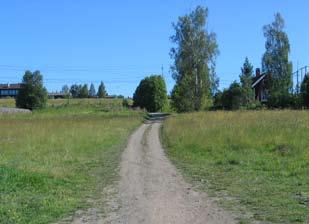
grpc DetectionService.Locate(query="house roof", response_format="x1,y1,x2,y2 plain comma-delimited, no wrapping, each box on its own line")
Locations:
252,73,267,88
0,83,23,90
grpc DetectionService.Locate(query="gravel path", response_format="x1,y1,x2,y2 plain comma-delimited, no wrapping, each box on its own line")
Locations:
71,118,235,224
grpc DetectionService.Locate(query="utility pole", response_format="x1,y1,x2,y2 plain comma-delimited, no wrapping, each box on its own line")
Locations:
161,65,164,79
297,61,299,93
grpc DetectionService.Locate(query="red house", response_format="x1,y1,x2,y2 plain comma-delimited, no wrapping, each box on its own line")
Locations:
252,68,269,102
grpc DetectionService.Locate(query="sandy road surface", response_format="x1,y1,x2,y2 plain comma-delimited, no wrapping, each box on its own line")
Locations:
71,118,235,224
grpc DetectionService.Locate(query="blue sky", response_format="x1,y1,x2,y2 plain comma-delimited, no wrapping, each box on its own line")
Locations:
0,0,308,96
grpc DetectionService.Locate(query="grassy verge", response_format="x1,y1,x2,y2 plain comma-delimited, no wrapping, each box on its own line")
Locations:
0,103,143,224
162,111,309,223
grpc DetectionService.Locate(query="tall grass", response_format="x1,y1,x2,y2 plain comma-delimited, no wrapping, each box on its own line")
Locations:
163,110,309,223
0,104,142,223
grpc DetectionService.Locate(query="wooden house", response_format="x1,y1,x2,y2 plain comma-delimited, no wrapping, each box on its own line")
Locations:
0,83,23,98
252,68,269,102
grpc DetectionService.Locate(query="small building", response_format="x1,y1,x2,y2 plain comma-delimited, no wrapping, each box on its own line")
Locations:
48,92,67,99
0,83,23,98
252,68,269,102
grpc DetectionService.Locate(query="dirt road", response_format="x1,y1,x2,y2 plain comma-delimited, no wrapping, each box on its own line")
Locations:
71,118,235,224
105,119,235,224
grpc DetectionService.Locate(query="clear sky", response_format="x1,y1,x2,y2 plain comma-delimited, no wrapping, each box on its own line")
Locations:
0,0,308,96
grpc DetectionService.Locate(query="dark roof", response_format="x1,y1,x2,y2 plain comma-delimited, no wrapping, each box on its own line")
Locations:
0,83,23,90
252,73,268,88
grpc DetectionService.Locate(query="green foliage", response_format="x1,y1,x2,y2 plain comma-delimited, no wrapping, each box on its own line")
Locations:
69,84,81,98
240,57,255,105
267,92,295,108
97,81,107,98
213,91,223,109
80,84,89,98
171,75,195,112
133,75,168,112
301,74,309,107
16,70,48,110
69,84,89,98
163,111,309,223
61,85,69,95
170,6,219,112
262,13,293,104
89,83,96,98
221,82,244,110
215,80,261,110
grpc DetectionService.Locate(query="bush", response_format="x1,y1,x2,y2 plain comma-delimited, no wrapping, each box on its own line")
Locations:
221,82,244,110
267,92,294,108
133,75,168,112
16,71,48,110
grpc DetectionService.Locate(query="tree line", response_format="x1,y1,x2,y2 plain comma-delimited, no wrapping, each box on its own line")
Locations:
134,6,309,112
15,70,109,109
15,5,309,112
61,82,107,98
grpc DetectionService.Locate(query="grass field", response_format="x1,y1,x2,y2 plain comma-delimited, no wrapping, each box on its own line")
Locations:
0,100,143,224
162,111,309,223
0,98,130,109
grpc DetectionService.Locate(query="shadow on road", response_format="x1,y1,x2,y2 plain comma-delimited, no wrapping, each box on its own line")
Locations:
144,113,170,124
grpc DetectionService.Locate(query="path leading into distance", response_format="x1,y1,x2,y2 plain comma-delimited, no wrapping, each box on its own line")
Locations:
71,114,235,224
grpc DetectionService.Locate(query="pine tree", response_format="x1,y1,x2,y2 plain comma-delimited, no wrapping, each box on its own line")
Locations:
97,81,107,98
89,83,96,98
239,57,255,106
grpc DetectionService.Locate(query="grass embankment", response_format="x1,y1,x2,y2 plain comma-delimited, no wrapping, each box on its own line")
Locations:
162,111,309,223
0,98,15,107
0,98,128,109
0,100,143,224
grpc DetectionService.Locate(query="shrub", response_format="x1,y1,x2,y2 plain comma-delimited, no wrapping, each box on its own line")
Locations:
133,75,168,112
267,92,294,108
16,70,48,110
221,82,244,110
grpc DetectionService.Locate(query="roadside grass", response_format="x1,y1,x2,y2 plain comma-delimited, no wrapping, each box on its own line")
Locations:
0,102,143,223
162,110,309,223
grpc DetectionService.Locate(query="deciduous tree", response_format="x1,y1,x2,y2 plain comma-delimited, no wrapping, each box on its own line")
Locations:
170,6,219,112
16,70,48,110
262,13,293,104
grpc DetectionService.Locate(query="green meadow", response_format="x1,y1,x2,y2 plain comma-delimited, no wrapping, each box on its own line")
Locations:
0,99,143,224
162,111,309,223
